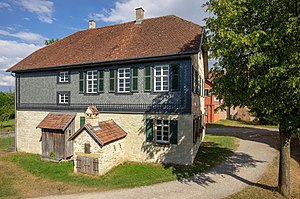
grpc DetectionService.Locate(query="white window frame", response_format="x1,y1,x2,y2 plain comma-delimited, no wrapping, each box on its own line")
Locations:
154,65,169,92
86,71,97,93
58,93,69,104
118,68,131,93
154,119,170,144
59,71,69,83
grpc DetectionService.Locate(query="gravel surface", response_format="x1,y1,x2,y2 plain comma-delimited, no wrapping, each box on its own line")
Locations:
33,127,278,199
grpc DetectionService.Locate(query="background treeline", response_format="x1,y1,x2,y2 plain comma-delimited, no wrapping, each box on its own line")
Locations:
0,92,15,123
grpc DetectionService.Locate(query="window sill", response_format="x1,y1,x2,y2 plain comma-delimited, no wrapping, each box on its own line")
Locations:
57,81,70,84
115,92,133,95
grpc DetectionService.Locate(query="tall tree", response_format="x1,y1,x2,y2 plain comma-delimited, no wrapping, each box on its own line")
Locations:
204,0,299,196
44,38,59,45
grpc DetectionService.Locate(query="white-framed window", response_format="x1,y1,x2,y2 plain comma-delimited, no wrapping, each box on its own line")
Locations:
155,119,170,143
59,71,69,83
86,71,97,93
58,92,69,104
118,68,130,92
154,65,169,92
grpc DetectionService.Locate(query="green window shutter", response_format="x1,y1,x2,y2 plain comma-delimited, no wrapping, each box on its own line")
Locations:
144,67,152,92
170,64,180,91
146,119,153,142
79,72,84,94
109,70,116,92
131,68,138,92
98,70,104,93
170,120,178,144
80,116,85,128
198,76,201,95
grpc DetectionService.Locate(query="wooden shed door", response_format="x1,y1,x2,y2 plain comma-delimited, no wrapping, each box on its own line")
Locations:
42,130,65,159
76,156,99,175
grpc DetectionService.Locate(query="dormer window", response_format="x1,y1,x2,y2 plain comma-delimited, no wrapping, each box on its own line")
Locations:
58,71,69,83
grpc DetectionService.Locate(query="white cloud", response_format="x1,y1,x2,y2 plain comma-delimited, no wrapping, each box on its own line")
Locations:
20,0,54,24
0,29,47,43
0,71,14,86
0,40,42,70
0,2,11,10
89,0,210,26
0,40,42,87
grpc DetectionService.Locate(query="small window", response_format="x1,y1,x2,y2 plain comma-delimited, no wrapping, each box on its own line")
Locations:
118,68,131,92
86,71,97,93
205,89,210,96
58,92,69,105
58,71,69,83
154,65,169,92
84,143,91,154
155,119,170,143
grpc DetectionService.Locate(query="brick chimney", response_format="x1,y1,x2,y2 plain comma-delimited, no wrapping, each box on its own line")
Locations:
85,106,99,126
89,20,96,29
135,7,144,24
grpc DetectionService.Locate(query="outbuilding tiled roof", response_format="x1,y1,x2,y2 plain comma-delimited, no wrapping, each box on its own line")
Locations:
8,15,202,72
70,119,127,145
37,113,75,131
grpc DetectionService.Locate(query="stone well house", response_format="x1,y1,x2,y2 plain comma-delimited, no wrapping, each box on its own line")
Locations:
7,8,208,167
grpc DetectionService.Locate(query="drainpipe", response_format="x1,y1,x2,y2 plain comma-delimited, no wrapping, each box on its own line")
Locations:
11,72,17,151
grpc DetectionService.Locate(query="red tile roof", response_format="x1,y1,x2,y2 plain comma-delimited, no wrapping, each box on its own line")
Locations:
69,119,127,145
37,113,75,130
87,120,127,145
8,15,202,72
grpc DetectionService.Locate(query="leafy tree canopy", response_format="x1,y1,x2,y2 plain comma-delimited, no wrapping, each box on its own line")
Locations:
205,0,300,136
44,38,59,45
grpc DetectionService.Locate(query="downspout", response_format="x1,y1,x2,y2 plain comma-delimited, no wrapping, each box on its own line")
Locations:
11,72,17,151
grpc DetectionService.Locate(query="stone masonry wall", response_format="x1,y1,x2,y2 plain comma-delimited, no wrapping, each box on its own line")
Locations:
73,129,125,175
17,110,198,165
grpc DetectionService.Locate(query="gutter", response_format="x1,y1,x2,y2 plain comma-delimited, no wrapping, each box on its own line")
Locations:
199,29,205,52
7,51,199,73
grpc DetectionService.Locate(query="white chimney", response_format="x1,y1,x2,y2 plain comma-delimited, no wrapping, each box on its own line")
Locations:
135,7,144,24
89,20,96,29
85,106,99,126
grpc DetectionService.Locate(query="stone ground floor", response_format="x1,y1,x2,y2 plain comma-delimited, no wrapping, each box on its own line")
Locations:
16,110,205,166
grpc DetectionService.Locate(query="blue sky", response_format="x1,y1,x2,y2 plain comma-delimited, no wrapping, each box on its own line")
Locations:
0,0,210,92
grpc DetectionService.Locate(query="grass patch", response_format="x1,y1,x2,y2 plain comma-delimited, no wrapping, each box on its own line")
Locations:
0,137,14,150
1,134,237,197
0,119,14,132
207,119,278,129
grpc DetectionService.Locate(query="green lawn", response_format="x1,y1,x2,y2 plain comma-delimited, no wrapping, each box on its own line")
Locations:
0,119,14,132
206,119,278,129
4,134,237,195
0,137,14,150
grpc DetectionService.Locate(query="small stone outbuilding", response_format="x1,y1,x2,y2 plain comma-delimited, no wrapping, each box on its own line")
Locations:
69,107,127,176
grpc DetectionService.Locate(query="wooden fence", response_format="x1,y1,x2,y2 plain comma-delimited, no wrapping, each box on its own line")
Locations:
76,156,99,175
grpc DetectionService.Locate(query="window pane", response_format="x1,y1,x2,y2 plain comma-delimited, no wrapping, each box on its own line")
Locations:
157,120,162,125
163,120,168,125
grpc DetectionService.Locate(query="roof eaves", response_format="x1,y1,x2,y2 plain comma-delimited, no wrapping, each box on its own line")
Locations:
61,114,76,131
8,51,199,73
85,125,105,146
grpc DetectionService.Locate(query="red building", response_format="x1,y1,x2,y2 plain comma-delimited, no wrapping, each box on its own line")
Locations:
204,80,224,123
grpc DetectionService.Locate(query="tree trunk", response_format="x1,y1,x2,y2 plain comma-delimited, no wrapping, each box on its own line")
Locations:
278,125,292,196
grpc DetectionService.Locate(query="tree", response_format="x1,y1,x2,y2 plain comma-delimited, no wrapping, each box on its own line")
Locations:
204,0,299,196
44,38,59,45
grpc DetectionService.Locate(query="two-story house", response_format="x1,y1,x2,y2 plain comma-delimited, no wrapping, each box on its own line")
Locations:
8,8,208,166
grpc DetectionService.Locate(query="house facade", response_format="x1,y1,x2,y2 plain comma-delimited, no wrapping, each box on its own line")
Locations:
8,8,208,166
204,80,226,123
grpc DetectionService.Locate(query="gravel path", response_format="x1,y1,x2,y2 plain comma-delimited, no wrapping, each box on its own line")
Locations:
33,127,278,199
